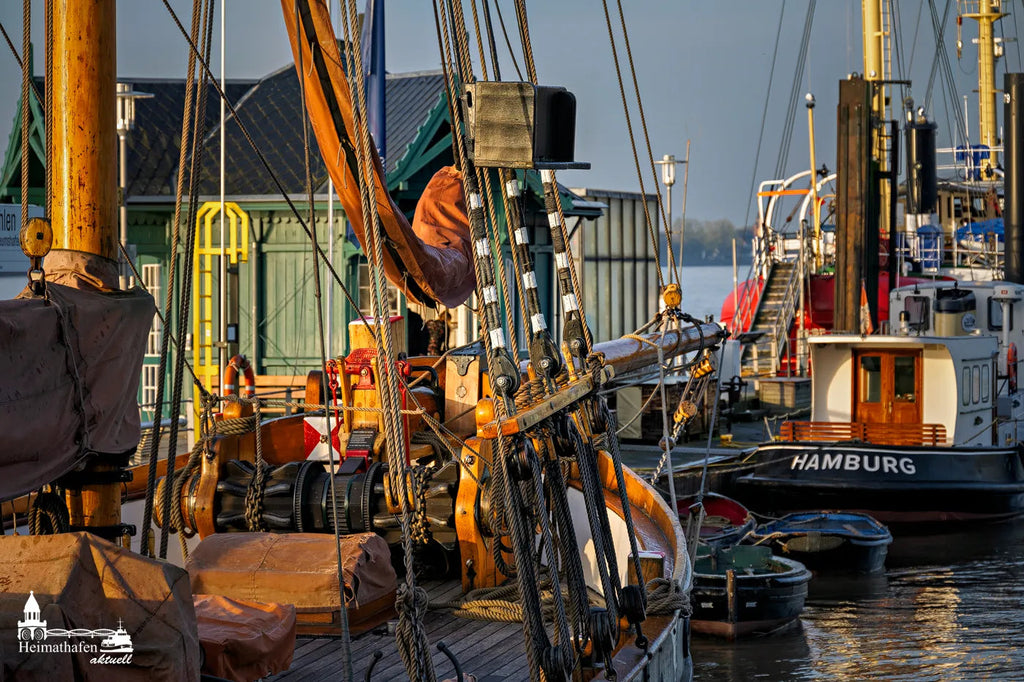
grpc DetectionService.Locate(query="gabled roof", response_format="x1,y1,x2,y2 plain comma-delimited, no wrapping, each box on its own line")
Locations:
120,78,258,196
191,67,448,197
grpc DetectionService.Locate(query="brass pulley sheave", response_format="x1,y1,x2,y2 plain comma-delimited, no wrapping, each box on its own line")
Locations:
20,216,52,294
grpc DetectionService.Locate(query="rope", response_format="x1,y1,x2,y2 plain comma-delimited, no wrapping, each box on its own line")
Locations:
159,0,216,561
20,0,29,230
141,0,204,557
598,0,666,291
340,0,434,676
29,489,69,535
610,0,679,286
44,0,51,214
645,577,691,617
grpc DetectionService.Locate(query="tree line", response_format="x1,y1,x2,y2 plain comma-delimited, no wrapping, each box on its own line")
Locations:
664,218,753,266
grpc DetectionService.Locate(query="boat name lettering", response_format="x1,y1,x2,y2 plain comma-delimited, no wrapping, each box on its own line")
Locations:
790,452,916,475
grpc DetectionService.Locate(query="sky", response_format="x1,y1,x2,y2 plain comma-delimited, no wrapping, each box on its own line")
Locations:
0,1,1017,228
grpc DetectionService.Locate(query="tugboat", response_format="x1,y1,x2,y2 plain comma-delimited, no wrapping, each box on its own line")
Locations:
735,280,1024,525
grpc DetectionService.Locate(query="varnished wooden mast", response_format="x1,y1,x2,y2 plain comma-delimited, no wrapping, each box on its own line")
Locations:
48,0,118,262
48,0,123,533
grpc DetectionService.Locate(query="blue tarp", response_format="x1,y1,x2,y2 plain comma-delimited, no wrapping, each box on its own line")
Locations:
917,223,942,270
955,217,1004,244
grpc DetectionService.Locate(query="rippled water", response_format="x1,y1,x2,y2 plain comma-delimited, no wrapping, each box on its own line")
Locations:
691,522,1024,680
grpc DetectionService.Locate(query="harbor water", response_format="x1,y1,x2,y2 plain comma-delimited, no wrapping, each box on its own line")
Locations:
690,522,1024,680
666,266,1024,679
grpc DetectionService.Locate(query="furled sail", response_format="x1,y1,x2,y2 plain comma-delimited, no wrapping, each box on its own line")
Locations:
282,0,476,309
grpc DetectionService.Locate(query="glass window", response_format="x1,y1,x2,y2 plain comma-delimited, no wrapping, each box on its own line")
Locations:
982,365,990,403
859,356,882,403
905,296,930,331
973,366,982,405
893,356,917,402
963,367,971,405
988,299,1012,331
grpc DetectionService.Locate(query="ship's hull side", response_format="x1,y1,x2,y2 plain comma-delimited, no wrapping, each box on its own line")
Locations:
734,442,1024,524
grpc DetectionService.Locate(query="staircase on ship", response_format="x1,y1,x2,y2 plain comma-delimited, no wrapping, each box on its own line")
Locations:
741,260,799,377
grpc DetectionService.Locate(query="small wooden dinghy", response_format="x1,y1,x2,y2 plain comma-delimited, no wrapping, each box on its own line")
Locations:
750,511,893,574
690,545,811,640
677,492,755,548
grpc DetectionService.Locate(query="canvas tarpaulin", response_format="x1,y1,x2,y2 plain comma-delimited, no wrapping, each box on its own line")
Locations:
0,532,200,681
0,282,153,501
194,594,295,681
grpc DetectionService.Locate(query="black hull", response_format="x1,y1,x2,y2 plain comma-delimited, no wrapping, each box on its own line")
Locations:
735,442,1024,525
690,553,811,640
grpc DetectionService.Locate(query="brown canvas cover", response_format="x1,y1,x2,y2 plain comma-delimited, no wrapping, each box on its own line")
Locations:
282,0,475,309
193,594,295,682
0,532,200,681
0,282,153,501
186,532,396,611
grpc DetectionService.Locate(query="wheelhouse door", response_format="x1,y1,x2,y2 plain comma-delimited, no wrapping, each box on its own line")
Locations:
854,349,922,424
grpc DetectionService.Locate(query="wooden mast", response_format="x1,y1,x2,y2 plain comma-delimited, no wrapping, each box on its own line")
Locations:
48,0,118,265
48,0,124,533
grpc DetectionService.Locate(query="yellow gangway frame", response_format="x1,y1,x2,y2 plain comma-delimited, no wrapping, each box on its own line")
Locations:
192,201,250,422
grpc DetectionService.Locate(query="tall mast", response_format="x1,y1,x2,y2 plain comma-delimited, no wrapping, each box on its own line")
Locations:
48,0,123,531
961,0,1006,175
49,0,118,269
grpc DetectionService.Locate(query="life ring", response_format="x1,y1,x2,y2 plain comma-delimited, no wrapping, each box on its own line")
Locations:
1008,343,1018,394
223,354,256,397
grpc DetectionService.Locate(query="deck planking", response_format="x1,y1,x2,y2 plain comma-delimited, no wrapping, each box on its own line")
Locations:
268,579,532,681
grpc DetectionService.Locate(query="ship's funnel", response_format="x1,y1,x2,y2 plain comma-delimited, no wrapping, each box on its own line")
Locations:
1006,73,1024,284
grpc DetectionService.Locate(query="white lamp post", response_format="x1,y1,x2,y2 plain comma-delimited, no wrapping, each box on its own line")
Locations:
116,82,153,286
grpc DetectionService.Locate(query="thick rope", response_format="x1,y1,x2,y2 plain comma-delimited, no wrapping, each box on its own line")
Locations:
20,0,29,228
141,0,204,557
160,0,216,560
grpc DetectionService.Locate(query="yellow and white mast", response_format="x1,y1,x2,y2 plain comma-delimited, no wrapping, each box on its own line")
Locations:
960,0,1006,177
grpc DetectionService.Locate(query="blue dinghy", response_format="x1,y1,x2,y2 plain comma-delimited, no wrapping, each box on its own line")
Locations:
749,512,892,573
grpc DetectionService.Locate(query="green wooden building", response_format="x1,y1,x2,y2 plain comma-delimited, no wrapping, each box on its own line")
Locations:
1,62,601,421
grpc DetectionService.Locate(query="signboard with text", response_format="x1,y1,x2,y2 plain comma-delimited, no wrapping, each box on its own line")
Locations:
0,204,45,273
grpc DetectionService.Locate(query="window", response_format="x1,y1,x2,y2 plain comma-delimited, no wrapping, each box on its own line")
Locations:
963,367,971,405
141,264,162,356
859,356,882,403
988,299,1012,331
905,295,929,332
141,364,159,413
982,365,990,403
973,366,982,405
358,263,400,317
893,355,917,402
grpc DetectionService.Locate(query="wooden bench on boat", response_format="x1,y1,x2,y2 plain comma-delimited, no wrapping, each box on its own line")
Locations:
779,421,948,446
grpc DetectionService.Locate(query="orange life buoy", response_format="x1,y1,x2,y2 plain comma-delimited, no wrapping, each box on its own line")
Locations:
1008,343,1018,394
223,354,256,397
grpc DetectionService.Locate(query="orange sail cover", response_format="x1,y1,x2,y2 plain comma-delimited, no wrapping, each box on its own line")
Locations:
282,0,475,308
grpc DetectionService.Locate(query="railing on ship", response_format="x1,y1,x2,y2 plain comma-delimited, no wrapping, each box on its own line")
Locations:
779,420,948,446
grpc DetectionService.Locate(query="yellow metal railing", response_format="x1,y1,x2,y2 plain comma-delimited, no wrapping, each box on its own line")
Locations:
192,201,249,416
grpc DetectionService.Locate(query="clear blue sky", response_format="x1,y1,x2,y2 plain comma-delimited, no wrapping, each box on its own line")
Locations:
0,1,1014,227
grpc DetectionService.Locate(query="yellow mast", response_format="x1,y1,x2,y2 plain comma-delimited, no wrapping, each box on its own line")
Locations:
47,0,123,532
862,0,891,231
961,0,1006,176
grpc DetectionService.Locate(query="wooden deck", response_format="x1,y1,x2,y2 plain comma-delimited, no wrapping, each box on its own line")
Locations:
269,579,533,681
